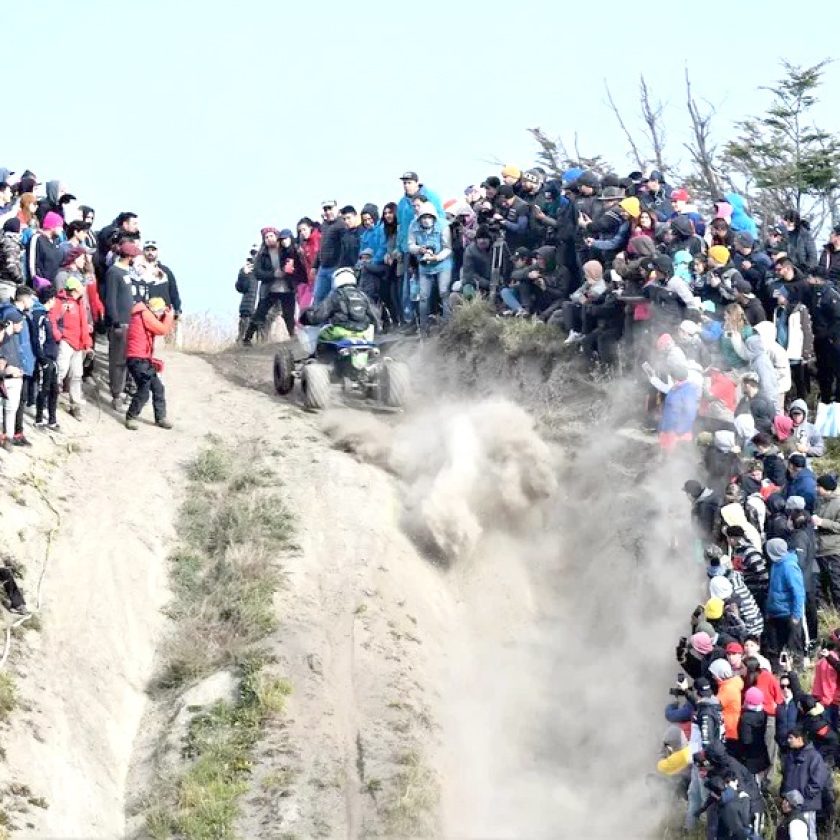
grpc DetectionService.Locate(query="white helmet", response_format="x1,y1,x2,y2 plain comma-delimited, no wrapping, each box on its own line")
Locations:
332,267,357,288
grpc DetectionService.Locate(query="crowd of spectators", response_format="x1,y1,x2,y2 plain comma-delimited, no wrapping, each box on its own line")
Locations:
235,164,840,839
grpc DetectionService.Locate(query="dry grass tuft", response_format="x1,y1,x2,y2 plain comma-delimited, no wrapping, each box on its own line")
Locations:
176,313,237,354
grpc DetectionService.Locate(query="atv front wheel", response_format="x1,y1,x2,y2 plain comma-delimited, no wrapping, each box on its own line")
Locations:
273,343,295,395
301,363,331,410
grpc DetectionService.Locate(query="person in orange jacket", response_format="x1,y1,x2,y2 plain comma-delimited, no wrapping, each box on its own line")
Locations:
49,277,92,420
124,296,174,430
708,658,743,751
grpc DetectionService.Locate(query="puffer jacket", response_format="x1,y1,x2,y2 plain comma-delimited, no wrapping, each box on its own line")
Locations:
0,234,23,285
49,291,92,352
781,744,829,813
815,492,840,557
765,550,805,619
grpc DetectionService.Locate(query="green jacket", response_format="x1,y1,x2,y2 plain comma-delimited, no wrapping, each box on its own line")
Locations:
815,493,840,556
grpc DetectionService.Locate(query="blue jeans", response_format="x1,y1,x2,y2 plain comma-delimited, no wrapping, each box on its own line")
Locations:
401,256,415,322
418,268,452,329
500,287,523,312
314,266,335,305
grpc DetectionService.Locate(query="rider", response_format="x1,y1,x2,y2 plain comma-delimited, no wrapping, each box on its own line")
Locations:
301,267,380,340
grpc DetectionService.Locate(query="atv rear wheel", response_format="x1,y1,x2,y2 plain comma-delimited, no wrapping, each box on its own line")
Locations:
273,343,295,395
380,360,410,408
301,363,331,410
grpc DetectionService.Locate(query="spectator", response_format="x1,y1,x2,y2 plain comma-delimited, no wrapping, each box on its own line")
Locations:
658,363,700,453
778,789,809,840
338,205,363,268
813,475,840,611
771,285,814,402
751,431,787,488
139,241,181,315
235,248,258,343
0,219,24,290
408,203,453,335
780,728,829,840
786,455,817,513
36,180,74,224
313,200,346,305
296,216,320,313
49,277,91,421
0,311,25,450
788,400,825,458
27,211,64,284
764,537,805,667
31,287,60,430
105,240,142,409
818,224,840,283
124,297,174,431
459,227,493,301
0,287,36,447
782,210,818,272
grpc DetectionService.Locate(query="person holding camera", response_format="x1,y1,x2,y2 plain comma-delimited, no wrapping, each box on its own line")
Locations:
407,203,452,335
235,246,259,343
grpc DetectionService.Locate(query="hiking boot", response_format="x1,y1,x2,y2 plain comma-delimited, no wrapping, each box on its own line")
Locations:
125,415,139,431
0,437,12,453
69,405,82,421
12,435,32,448
155,419,173,430
111,397,121,410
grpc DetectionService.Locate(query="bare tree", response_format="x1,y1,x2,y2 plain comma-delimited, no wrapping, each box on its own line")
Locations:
683,68,723,202
603,81,645,172
639,75,667,176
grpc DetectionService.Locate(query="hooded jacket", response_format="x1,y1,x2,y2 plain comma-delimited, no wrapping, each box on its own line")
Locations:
397,186,444,253
774,301,814,363
36,180,64,224
235,266,258,317
765,549,805,619
813,653,840,708
781,744,829,813
785,222,818,271
30,301,59,363
786,466,817,513
753,320,792,396
359,204,387,265
658,379,700,436
126,302,174,360
0,304,36,377
460,242,492,291
814,491,840,557
408,204,452,276
49,291,91,352
723,193,757,239
709,660,743,741
744,333,780,406
819,242,840,283
788,399,824,457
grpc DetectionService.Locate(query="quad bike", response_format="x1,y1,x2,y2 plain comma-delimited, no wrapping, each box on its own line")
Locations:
273,326,410,411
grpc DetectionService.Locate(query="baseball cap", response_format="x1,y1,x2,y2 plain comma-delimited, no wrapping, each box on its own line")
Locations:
400,171,419,182
513,247,532,260
143,240,158,250
321,199,337,209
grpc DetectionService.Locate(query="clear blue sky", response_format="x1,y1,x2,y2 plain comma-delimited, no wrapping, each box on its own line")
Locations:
6,1,838,315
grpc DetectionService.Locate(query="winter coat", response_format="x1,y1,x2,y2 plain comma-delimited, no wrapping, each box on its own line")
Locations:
754,321,791,396
788,525,818,595
717,675,744,741
815,492,840,557
788,399,825,457
27,232,62,283
49,291,92,352
776,699,799,748
756,447,787,488
144,262,181,311
774,303,814,363
724,193,758,240
819,243,840,283
460,242,492,291
781,744,830,812
811,282,840,342
720,324,753,371
408,213,453,276
786,224,818,272
338,225,362,269
0,304,36,377
316,217,348,268
765,550,805,620
785,468,817,513
706,744,764,817
738,708,770,773
235,268,258,317
0,234,23,285
30,302,59,363
813,654,840,708
397,186,444,253
126,302,174,360
659,380,700,435
744,334,780,406
359,221,387,264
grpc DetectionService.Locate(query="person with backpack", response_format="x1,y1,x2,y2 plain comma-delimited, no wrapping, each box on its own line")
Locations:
301,266,380,340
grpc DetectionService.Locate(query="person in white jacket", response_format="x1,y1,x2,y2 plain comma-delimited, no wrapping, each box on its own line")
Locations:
754,320,792,409
772,285,814,403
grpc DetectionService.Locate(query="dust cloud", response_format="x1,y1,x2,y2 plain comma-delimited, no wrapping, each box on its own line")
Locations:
324,381,702,838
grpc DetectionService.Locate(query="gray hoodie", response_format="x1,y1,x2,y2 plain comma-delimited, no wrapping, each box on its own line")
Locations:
745,334,779,407
788,398,825,457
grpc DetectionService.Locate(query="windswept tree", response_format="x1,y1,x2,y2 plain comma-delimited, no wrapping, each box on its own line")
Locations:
723,60,840,227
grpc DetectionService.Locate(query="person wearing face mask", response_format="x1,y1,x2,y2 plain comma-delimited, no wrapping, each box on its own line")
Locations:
243,228,306,345
105,240,142,409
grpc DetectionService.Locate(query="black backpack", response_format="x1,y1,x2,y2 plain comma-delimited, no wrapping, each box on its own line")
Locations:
337,286,369,326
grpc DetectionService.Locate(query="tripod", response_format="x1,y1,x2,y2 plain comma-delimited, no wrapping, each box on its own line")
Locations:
489,233,508,299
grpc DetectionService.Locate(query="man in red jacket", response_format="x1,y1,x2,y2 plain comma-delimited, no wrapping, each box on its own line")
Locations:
125,296,174,430
49,277,91,420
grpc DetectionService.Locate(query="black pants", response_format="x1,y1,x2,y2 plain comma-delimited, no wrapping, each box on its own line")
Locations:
127,358,166,422
790,362,808,403
245,291,295,341
108,325,128,399
581,328,620,366
36,362,59,425
818,554,840,608
380,262,401,328
561,301,583,332
0,567,25,611
23,373,37,408
14,375,33,435
763,615,803,669
815,336,840,403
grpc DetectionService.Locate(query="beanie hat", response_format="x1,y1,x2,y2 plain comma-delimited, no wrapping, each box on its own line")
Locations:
709,577,733,600
696,620,716,639
705,597,725,620
766,537,788,562
708,659,733,682
679,319,700,337
619,197,641,219
785,496,806,511
782,790,805,809
653,254,674,277
278,228,293,239
690,632,714,655
501,164,521,179
498,185,515,199
118,241,141,258
734,231,755,248
725,641,744,654
683,480,703,499
818,474,838,492
2,218,20,234
42,211,63,231
789,453,807,468
708,245,730,266
656,333,674,352
744,687,764,708
670,362,689,381
663,724,686,750
671,188,689,203
693,677,713,696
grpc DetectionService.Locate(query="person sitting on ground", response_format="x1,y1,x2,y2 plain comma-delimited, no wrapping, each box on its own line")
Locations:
458,226,493,301
301,267,380,341
124,297,175,431
496,246,533,314
558,260,607,343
